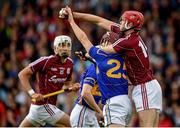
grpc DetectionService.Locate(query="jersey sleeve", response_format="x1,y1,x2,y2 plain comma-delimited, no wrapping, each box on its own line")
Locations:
83,64,97,87
89,46,108,63
111,23,121,34
29,57,49,73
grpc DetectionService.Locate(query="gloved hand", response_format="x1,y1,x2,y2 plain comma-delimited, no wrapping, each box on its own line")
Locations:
75,51,87,61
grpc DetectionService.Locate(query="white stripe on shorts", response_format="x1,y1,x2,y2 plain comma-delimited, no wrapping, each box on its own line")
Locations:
77,106,86,127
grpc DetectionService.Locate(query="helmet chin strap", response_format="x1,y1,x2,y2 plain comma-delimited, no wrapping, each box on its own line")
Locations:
124,21,130,29
122,21,139,33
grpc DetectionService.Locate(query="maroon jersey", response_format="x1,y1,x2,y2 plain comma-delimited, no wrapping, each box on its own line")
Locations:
29,54,73,105
111,24,154,85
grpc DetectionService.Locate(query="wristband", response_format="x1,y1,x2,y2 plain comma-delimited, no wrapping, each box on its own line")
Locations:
28,89,35,96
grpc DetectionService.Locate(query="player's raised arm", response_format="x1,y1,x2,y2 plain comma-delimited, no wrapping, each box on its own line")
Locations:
65,6,93,53
59,8,114,31
73,12,114,31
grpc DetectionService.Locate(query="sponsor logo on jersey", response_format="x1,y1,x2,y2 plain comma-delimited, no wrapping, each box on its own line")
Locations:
49,75,67,83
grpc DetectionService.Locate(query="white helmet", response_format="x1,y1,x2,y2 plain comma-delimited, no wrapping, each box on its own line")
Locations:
53,35,72,58
54,35,72,49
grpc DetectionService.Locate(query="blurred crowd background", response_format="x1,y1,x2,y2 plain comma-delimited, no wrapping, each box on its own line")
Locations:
0,0,179,127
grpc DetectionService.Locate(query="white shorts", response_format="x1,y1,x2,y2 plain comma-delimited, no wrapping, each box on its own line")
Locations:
132,79,162,112
103,95,132,126
25,104,65,126
70,104,99,127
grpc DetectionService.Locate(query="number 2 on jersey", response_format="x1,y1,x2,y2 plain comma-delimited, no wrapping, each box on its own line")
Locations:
106,59,126,79
138,41,148,58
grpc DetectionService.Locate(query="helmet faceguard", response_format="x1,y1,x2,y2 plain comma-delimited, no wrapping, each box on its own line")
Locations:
120,11,144,32
54,35,72,58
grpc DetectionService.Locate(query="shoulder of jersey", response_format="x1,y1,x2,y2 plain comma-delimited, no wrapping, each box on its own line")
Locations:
48,55,54,58
42,55,58,63
39,55,54,60
47,55,55,60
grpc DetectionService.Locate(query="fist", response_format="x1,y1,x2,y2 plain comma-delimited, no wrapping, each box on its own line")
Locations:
59,8,68,19
71,83,80,91
75,51,87,61
31,93,44,102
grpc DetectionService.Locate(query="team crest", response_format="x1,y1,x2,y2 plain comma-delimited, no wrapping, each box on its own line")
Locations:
51,67,57,71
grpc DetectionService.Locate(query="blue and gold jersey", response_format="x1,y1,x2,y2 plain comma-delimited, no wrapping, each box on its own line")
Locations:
75,64,102,109
89,46,128,101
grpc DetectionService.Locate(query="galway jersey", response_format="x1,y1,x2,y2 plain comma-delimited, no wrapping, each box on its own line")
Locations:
75,64,101,110
89,46,128,101
111,24,154,85
29,54,73,105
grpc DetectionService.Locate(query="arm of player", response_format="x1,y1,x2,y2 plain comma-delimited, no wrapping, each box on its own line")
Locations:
81,84,103,118
65,6,93,53
73,12,114,31
59,8,114,31
18,66,44,101
100,44,117,54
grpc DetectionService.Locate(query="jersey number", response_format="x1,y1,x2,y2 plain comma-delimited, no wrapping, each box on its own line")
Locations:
106,59,126,79
138,41,148,58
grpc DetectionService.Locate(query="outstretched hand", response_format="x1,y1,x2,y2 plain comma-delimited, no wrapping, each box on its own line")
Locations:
63,6,74,23
75,51,96,64
75,51,87,61
59,8,68,19
59,6,74,23
60,6,93,53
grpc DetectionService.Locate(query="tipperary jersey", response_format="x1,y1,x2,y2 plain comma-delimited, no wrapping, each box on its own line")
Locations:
75,64,102,110
89,46,128,101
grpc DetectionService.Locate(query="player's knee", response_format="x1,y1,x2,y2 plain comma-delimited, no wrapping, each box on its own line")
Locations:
55,120,70,127
55,115,71,127
138,109,157,126
108,123,125,127
19,119,34,127
65,120,71,127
